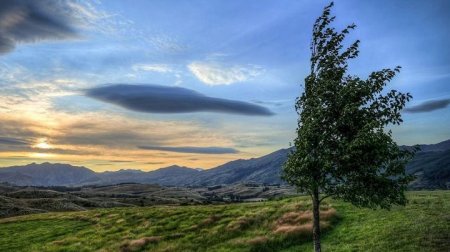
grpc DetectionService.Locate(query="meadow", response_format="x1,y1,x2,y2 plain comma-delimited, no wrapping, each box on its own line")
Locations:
0,191,448,252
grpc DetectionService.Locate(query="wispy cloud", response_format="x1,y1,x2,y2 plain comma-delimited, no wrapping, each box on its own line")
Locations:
85,84,274,116
145,161,165,165
147,34,187,53
0,136,30,146
252,99,288,107
132,64,173,73
139,146,239,154
188,61,264,85
0,63,30,84
65,1,121,34
404,98,450,113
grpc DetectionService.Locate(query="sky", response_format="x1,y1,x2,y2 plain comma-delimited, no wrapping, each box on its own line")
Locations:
0,0,449,171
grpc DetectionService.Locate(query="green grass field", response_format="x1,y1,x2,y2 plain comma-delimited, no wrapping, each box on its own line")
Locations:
0,191,448,252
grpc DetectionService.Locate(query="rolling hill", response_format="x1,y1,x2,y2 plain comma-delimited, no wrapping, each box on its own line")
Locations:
0,140,449,189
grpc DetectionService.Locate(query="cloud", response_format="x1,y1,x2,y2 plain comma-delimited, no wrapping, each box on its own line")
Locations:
0,136,29,145
0,108,235,153
252,100,287,107
85,84,273,116
0,91,255,170
28,147,100,156
147,34,187,53
404,98,450,113
0,0,82,54
145,161,165,165
0,135,99,156
188,61,263,85
138,146,239,154
132,64,173,73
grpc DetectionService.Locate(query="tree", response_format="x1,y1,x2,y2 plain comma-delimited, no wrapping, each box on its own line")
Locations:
283,3,415,252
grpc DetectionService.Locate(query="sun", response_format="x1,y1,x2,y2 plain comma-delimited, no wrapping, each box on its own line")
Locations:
33,138,53,149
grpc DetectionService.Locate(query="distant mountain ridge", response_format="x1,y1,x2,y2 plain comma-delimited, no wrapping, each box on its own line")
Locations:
181,148,290,186
99,165,201,186
1,140,449,189
0,163,99,186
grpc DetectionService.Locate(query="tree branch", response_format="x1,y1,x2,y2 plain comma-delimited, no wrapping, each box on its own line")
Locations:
319,194,334,203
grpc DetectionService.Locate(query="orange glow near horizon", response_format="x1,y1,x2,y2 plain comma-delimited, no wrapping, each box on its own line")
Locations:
0,111,282,172
29,152,55,159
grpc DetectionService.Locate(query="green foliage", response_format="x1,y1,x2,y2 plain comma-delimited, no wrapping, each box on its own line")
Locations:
283,2,415,209
0,192,448,251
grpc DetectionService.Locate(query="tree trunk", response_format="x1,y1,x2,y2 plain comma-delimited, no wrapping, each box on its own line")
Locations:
312,188,321,252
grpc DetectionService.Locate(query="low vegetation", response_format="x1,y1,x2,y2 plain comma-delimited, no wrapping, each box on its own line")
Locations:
0,183,296,218
0,191,448,252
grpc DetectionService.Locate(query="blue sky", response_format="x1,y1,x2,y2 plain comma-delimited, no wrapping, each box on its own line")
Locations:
0,0,449,171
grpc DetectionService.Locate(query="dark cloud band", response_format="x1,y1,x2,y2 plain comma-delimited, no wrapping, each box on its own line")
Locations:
0,136,29,145
138,146,239,154
85,84,274,116
0,0,79,54
404,98,450,113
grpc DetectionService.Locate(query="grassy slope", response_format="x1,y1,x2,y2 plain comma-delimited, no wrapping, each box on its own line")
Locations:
284,191,449,252
0,191,448,252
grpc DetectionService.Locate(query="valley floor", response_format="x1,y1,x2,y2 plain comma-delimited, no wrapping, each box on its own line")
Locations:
0,191,448,252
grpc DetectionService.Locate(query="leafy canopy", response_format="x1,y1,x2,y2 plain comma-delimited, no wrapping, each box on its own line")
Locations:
283,2,415,209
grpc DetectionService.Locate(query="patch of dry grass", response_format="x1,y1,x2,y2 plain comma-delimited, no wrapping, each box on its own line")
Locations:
273,207,336,237
226,216,256,231
246,236,269,245
198,214,220,227
277,211,310,225
274,223,313,236
231,235,269,246
320,208,336,220
120,236,161,252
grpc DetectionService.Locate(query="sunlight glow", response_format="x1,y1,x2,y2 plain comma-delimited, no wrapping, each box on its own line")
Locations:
33,138,53,149
30,153,54,158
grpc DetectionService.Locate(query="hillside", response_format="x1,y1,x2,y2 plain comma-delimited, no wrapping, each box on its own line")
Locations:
407,149,450,189
0,191,448,252
182,148,290,186
0,140,449,188
0,183,296,218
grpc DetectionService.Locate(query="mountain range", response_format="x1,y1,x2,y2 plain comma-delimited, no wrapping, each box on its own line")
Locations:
0,140,449,189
